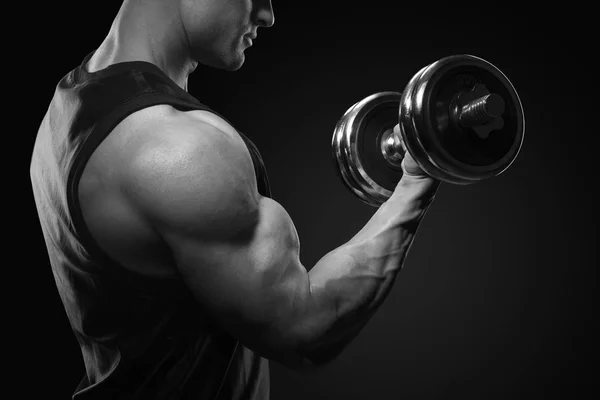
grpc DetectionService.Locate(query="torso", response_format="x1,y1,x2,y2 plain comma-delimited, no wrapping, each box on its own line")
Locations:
78,104,253,279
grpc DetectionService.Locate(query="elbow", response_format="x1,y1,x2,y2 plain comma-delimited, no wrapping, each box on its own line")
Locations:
280,334,345,372
271,348,338,373
299,342,345,370
298,350,339,372
278,323,350,371
264,331,341,372
261,293,346,371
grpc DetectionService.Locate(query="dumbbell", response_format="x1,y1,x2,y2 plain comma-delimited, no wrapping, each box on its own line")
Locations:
332,54,525,207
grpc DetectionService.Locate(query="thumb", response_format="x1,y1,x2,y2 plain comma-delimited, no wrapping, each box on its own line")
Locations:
401,150,427,178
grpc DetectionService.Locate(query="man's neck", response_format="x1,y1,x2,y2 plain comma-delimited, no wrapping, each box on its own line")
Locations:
86,0,197,91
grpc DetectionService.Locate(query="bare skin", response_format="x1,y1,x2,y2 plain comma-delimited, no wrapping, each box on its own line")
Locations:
78,0,440,368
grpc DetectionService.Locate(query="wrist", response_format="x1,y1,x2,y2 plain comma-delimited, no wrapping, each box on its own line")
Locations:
391,174,440,205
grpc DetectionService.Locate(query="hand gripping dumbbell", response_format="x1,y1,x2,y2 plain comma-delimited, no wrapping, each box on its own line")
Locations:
332,54,525,207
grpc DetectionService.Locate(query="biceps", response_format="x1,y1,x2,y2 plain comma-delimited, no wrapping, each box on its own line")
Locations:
164,197,310,357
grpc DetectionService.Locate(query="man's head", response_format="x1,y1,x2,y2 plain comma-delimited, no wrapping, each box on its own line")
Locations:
179,0,275,71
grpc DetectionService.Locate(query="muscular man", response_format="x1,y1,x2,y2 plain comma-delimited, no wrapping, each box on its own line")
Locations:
30,0,439,398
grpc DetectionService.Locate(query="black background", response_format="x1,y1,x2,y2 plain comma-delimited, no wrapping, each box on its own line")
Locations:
20,1,597,399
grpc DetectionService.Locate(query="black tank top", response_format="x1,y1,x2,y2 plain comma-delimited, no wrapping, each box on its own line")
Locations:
30,51,271,399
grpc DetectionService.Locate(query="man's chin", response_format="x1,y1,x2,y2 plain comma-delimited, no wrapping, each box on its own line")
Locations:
211,54,245,72
227,53,246,71
225,60,244,72
194,50,245,72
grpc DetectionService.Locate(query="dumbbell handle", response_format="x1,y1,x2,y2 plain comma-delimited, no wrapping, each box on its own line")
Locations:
457,93,505,127
381,93,506,166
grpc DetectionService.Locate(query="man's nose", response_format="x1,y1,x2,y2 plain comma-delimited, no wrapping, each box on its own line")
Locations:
255,0,275,28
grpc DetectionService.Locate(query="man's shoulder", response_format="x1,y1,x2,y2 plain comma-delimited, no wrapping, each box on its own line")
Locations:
123,105,247,171
114,105,260,236
80,102,260,236
84,104,256,198
119,105,242,149
97,105,246,169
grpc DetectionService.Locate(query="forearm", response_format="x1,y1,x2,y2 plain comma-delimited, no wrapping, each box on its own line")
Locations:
299,175,440,364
